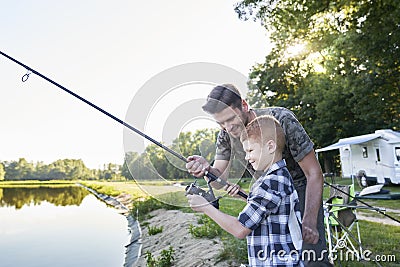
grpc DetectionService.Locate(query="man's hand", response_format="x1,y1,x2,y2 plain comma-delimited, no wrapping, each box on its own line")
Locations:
186,155,210,177
297,150,324,245
302,220,319,244
187,194,212,212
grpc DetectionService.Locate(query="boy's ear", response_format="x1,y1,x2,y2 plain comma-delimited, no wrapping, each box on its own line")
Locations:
266,139,277,154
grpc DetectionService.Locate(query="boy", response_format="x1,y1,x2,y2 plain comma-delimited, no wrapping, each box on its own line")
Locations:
187,115,303,266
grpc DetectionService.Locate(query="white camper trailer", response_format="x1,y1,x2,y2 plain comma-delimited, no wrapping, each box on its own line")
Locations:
316,129,400,187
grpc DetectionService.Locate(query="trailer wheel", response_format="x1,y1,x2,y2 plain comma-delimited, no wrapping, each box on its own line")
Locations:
356,170,369,188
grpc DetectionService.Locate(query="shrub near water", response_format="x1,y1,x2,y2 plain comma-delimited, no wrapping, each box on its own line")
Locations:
189,214,223,238
147,225,163,235
131,197,176,221
145,246,175,267
188,213,248,264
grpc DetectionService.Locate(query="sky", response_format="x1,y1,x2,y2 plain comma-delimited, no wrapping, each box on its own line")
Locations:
0,0,271,169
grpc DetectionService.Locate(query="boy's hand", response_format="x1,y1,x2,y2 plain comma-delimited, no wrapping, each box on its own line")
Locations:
187,194,211,212
224,182,241,197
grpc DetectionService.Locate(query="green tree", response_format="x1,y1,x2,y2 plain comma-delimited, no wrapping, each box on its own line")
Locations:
4,158,35,180
121,151,139,180
99,163,123,180
123,129,219,181
237,0,400,151
129,152,159,180
45,159,91,180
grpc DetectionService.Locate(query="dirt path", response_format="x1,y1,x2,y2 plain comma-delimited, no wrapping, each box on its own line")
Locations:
135,209,239,267
356,208,400,226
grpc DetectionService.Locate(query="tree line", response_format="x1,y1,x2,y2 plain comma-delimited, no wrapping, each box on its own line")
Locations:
0,158,124,181
1,129,249,181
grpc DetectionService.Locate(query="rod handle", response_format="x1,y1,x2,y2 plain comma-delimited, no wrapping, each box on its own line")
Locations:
205,171,248,199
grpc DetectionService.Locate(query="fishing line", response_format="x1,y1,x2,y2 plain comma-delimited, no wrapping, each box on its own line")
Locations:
0,50,248,200
325,181,400,224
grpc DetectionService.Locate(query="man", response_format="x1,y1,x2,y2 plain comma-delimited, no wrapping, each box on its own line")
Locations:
186,84,331,266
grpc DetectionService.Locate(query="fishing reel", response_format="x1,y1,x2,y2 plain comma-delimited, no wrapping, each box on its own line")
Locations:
185,182,219,209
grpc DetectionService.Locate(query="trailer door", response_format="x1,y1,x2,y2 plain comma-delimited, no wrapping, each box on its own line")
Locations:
374,145,385,184
394,147,400,184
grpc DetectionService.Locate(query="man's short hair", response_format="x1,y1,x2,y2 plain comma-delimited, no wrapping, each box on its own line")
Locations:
202,84,242,114
240,115,286,153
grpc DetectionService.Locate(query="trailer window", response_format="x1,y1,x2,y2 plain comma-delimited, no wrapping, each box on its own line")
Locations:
376,148,381,162
396,147,400,161
362,147,368,158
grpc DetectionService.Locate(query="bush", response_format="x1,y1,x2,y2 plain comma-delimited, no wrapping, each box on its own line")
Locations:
147,225,163,235
188,214,223,238
131,197,175,221
145,246,175,267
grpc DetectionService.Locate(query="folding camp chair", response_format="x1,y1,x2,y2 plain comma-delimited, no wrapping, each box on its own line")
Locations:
324,184,364,264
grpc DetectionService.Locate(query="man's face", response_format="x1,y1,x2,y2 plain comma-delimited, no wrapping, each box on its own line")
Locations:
213,106,247,138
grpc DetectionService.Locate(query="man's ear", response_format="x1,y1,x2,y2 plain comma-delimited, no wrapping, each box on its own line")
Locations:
242,99,249,112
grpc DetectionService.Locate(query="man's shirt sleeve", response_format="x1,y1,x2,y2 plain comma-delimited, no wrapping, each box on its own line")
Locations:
277,108,314,162
215,130,232,161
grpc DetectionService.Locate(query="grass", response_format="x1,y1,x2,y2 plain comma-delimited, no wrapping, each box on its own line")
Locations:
147,225,164,236
323,177,400,224
9,179,397,266
145,246,175,267
0,180,77,188
322,177,400,266
328,220,400,267
189,214,224,238
82,179,400,266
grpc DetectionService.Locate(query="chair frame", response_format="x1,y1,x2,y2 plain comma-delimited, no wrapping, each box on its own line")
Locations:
323,182,386,266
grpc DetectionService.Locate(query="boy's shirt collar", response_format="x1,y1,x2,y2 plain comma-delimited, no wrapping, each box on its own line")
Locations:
264,159,286,176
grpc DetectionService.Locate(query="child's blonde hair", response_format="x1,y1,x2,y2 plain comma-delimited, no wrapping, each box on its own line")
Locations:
240,115,286,153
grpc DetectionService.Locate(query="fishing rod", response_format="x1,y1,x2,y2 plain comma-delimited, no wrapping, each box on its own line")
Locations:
0,50,248,201
324,181,400,224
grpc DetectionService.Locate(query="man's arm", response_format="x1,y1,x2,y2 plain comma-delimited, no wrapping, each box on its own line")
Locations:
187,194,251,239
298,150,324,244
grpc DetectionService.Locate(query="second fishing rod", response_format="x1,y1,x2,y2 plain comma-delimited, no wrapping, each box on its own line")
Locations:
0,50,249,201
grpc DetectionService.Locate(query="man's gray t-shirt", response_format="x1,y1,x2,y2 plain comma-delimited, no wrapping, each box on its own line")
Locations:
215,107,314,181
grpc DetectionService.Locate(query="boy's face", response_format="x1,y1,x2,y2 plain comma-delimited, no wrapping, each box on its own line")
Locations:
213,106,247,138
242,138,274,172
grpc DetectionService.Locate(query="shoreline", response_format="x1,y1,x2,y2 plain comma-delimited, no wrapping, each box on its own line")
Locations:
79,184,236,266
135,209,235,267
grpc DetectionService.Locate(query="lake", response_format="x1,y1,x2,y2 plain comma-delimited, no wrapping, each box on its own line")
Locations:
0,185,131,267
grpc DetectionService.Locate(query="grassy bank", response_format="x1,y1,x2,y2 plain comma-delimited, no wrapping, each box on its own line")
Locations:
0,180,77,188
8,179,395,266
82,180,400,266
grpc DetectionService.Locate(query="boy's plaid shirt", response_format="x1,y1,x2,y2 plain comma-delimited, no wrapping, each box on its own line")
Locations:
238,160,304,267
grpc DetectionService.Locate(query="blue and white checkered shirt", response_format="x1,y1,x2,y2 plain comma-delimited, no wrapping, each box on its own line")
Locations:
238,160,304,267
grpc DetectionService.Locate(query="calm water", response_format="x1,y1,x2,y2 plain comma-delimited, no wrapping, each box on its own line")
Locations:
0,186,130,267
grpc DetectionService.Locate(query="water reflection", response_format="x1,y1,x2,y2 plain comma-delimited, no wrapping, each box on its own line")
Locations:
0,186,128,267
0,186,89,209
